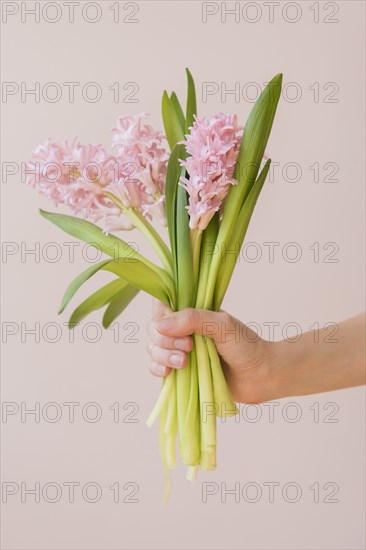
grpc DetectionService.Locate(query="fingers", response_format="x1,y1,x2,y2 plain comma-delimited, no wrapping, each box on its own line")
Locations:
147,319,193,352
155,307,234,343
151,298,172,321
148,362,171,378
149,343,187,369
147,300,193,379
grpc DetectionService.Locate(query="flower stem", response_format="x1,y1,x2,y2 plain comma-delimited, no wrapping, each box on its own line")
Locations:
146,371,175,428
105,191,173,276
190,228,202,289
194,333,216,450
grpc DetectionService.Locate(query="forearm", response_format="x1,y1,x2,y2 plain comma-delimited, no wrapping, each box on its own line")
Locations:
269,313,366,400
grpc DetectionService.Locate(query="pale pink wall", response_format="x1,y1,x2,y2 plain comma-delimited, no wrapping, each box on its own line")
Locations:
1,1,365,549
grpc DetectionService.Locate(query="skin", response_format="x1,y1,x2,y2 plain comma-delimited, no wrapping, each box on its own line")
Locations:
146,301,365,404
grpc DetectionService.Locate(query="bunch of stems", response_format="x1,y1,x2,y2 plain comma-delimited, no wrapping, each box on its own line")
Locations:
147,217,238,496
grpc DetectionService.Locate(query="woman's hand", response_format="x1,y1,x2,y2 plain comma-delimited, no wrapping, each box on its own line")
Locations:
146,299,277,404
146,302,365,403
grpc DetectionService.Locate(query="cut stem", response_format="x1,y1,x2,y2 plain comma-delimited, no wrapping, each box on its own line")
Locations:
146,371,175,428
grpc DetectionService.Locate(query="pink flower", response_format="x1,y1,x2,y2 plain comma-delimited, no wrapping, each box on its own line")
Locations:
179,113,243,230
111,113,168,224
25,138,122,224
25,113,170,231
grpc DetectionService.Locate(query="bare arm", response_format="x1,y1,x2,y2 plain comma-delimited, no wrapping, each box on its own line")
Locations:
147,302,365,404
271,313,366,400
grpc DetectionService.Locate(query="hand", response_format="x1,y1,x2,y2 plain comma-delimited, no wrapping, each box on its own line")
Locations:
146,299,276,404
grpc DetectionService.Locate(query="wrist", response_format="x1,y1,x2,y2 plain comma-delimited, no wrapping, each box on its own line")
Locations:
233,338,283,404
268,338,305,400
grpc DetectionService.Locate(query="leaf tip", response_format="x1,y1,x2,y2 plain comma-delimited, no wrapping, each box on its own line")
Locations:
273,73,283,86
102,317,110,329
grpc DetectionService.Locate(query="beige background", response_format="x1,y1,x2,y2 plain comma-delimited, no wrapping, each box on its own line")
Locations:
1,1,365,549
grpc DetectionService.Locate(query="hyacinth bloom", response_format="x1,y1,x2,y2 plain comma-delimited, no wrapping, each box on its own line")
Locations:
25,139,119,218
26,114,169,231
179,113,243,230
111,112,168,225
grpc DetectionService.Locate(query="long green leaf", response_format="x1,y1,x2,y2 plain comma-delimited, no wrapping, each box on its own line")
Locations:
203,73,282,307
102,284,139,328
227,73,282,217
175,184,193,309
102,258,172,306
40,210,160,271
175,183,194,453
58,259,111,314
165,145,186,276
170,92,186,132
213,159,271,310
185,68,197,131
162,91,185,151
40,210,174,306
69,279,125,326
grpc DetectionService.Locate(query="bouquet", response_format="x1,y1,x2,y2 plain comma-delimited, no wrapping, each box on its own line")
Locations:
25,69,282,498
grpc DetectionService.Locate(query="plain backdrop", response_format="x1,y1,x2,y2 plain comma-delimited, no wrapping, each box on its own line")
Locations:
1,1,365,549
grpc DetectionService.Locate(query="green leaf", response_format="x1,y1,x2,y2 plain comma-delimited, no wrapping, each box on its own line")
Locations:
165,144,186,277
102,284,139,328
162,91,185,151
69,278,126,326
40,210,174,306
102,258,172,306
170,92,186,132
176,184,193,309
195,212,219,308
203,73,282,308
58,259,111,314
213,159,271,310
231,73,282,212
185,68,197,132
40,209,158,270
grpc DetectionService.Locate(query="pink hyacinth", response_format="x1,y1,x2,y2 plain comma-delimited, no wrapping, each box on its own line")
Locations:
111,113,168,222
179,113,243,230
25,114,169,231
25,138,123,221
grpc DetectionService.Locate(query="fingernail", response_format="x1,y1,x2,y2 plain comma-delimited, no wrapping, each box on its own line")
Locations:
169,354,183,367
156,364,167,376
156,316,173,333
174,338,187,350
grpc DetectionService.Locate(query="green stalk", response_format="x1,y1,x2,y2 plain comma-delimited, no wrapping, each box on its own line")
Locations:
186,465,198,482
196,214,219,308
159,401,172,503
213,159,271,310
105,192,173,276
195,215,238,420
194,333,216,454
163,372,178,471
182,343,200,465
190,228,203,289
175,184,194,460
200,447,216,471
146,372,175,428
164,369,177,435
206,337,238,417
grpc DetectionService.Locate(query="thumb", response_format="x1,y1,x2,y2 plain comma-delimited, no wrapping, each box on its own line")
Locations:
155,307,235,345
